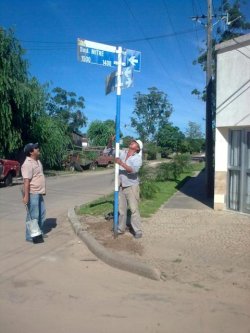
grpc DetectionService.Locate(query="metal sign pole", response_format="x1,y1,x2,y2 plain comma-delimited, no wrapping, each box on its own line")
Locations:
113,46,122,237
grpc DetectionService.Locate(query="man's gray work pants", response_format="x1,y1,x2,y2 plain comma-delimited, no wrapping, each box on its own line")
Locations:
118,184,142,234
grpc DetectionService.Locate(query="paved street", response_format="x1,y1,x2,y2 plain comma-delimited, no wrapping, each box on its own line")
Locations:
0,170,250,333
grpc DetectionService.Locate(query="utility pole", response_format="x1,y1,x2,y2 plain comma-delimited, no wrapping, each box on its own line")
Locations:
205,0,214,198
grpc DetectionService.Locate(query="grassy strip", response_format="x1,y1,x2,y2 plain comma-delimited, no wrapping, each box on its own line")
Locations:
77,194,114,216
78,162,204,218
140,179,184,217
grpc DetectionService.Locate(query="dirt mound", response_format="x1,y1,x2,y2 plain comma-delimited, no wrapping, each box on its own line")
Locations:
79,215,143,256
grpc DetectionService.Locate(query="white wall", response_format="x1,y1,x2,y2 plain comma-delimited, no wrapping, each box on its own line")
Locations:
214,128,228,172
216,37,250,127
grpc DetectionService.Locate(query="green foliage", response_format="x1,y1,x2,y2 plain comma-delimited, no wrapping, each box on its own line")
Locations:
145,142,159,160
184,122,205,153
131,87,173,143
77,194,113,216
138,163,159,199
78,162,203,218
0,28,43,156
156,154,192,181
156,123,185,154
121,135,134,148
47,87,87,133
140,180,159,199
83,150,99,161
87,119,116,146
0,28,85,169
31,115,70,169
156,163,175,181
185,121,204,139
172,153,192,176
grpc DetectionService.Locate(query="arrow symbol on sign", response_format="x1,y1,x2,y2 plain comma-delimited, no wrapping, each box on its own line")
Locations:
123,67,132,77
128,56,138,67
125,77,133,86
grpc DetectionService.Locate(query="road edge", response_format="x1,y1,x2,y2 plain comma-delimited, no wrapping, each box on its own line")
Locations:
68,207,161,281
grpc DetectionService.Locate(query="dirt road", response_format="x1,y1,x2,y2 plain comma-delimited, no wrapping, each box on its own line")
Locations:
0,170,250,333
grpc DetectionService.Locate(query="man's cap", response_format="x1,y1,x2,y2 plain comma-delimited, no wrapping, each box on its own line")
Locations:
133,139,143,152
24,143,39,154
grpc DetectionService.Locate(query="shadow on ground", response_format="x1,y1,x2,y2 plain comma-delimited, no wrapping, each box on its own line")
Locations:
43,218,57,235
177,170,213,208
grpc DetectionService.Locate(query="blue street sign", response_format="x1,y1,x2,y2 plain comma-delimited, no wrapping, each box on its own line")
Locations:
105,66,134,95
77,39,117,68
105,70,116,95
122,66,134,89
123,49,141,72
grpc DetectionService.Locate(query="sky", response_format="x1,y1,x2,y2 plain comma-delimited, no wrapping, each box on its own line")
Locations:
1,0,250,138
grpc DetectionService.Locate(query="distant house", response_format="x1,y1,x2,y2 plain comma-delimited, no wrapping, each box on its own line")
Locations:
82,137,88,148
214,34,250,214
71,131,88,148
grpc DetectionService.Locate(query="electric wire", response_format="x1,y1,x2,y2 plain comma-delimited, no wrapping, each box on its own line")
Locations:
192,0,205,53
162,0,195,82
20,27,204,52
122,0,195,107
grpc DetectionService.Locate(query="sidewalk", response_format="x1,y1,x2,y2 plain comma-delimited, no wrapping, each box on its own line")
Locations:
164,169,213,210
140,170,250,302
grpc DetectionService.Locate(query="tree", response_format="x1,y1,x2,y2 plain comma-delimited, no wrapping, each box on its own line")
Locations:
131,87,173,143
184,121,205,153
121,135,134,148
31,115,70,169
0,28,74,168
156,123,185,154
185,121,203,139
87,119,116,146
47,87,87,133
0,28,43,156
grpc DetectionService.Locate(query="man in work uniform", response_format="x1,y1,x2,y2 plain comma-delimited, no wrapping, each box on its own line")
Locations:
115,139,143,239
21,143,46,242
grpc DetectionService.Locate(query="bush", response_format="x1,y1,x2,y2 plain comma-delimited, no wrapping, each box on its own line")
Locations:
172,153,191,174
138,163,159,199
155,154,192,181
156,163,174,181
140,180,159,199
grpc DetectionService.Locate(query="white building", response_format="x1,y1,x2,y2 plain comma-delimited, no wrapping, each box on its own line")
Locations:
214,34,250,214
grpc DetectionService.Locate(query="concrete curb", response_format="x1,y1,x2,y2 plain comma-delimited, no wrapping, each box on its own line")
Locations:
68,208,161,281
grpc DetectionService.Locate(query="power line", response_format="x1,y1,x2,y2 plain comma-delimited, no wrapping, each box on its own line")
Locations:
192,0,205,53
20,27,204,51
122,0,198,107
162,0,196,82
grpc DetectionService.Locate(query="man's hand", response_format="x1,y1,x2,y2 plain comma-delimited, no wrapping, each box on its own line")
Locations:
115,157,122,165
115,158,132,173
22,178,30,205
23,195,29,205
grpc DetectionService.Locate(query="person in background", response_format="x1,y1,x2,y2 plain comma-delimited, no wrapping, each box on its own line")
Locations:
115,139,143,239
103,135,115,156
21,143,47,242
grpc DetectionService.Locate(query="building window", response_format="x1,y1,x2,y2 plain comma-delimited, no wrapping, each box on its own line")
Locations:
228,129,250,213
230,130,241,167
228,170,240,210
228,130,241,211
246,132,250,210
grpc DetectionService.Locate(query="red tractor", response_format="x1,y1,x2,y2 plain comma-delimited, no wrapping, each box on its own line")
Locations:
0,159,20,186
